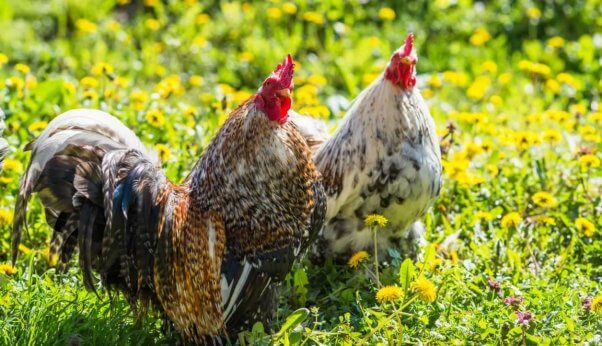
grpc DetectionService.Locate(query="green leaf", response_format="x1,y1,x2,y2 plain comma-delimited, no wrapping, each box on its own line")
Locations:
278,308,309,335
399,258,415,292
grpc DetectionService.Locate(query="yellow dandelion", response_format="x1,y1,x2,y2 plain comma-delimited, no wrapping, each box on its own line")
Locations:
307,74,327,87
18,244,32,254
15,63,30,74
526,7,541,19
266,7,282,20
91,62,114,76
75,19,97,34
0,53,8,66
28,121,48,132
474,211,494,224
542,129,562,143
189,75,203,87
378,7,396,21
348,251,369,268
80,76,98,88
498,72,512,85
83,90,98,100
501,212,522,229
575,218,596,238
2,158,23,174
0,209,14,225
0,263,17,275
376,285,404,302
534,215,556,226
195,14,210,25
470,28,491,46
481,60,498,74
532,191,557,208
545,79,561,93
282,2,297,15
466,76,491,100
364,214,388,228
302,11,324,25
146,109,165,128
591,294,602,313
411,276,437,303
145,18,161,31
579,154,600,170
155,143,172,162
547,36,565,48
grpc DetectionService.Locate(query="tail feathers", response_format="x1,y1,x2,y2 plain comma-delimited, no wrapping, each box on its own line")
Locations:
13,109,157,264
101,151,165,299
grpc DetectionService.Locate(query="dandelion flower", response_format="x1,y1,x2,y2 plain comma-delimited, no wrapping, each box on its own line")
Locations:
532,191,556,208
91,62,114,76
18,244,32,254
15,63,30,74
302,11,324,25
2,159,23,174
364,214,388,228
28,121,48,132
0,263,17,275
542,129,562,143
378,7,396,21
282,2,297,15
501,212,522,229
470,28,491,46
376,285,404,302
591,294,602,313
348,251,369,268
411,276,437,302
75,19,97,34
579,154,600,170
474,211,493,224
189,75,203,87
0,53,8,66
575,217,596,237
80,76,99,88
155,144,172,162
0,209,13,225
547,36,565,48
146,109,165,128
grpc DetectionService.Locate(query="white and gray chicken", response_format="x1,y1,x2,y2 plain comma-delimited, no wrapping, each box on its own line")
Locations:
293,33,442,261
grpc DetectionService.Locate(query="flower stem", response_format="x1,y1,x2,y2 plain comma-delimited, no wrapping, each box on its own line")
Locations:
373,226,380,286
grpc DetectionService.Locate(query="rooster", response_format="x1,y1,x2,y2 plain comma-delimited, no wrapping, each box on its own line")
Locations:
293,34,441,261
12,55,326,343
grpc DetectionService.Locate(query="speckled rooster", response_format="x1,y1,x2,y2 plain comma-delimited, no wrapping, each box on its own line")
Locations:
12,55,326,343
292,33,442,261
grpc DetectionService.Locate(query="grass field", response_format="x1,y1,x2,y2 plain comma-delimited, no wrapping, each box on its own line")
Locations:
0,0,601,344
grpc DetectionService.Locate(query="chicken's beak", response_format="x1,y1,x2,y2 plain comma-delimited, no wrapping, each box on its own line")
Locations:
276,88,291,98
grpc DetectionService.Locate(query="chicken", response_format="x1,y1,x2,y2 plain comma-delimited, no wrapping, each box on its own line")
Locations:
0,109,8,170
292,34,441,261
12,55,326,343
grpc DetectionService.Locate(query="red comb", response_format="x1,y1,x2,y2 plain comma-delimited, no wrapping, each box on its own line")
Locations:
271,54,295,89
403,33,414,56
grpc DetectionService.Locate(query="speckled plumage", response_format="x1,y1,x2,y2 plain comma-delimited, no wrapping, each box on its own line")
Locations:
292,40,441,261
12,96,325,342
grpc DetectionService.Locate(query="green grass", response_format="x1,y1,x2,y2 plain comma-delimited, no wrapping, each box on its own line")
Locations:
0,0,601,344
